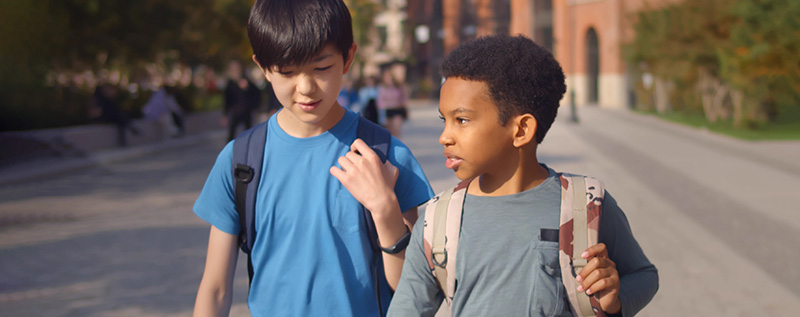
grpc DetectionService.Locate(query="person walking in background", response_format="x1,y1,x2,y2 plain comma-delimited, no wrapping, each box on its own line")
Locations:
92,83,138,147
358,76,380,124
263,79,280,117
377,66,408,138
224,60,261,141
142,84,185,138
337,75,360,113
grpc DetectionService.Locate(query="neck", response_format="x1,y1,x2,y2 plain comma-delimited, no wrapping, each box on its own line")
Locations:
469,144,548,197
276,104,345,138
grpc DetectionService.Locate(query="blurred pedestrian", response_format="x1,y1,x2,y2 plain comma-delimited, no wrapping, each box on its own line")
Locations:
377,67,408,138
358,76,380,124
224,60,261,141
92,83,138,146
337,75,359,113
263,80,280,118
142,85,185,137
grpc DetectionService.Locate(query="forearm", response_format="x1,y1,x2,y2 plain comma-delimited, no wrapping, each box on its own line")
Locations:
387,213,443,317
193,226,239,317
371,195,409,290
193,281,233,317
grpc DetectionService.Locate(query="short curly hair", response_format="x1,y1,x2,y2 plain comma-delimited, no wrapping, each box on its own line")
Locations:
441,35,566,143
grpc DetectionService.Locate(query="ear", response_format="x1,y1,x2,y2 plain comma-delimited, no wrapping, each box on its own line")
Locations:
343,43,358,74
512,114,538,148
252,54,271,83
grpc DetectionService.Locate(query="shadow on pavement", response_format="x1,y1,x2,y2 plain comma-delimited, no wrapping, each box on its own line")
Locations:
0,226,249,316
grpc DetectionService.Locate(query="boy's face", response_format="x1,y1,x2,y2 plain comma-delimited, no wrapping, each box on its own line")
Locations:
438,78,518,181
261,43,356,129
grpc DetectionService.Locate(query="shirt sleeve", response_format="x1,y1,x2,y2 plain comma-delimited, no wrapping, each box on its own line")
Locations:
599,191,659,316
387,207,444,317
193,141,240,235
389,137,435,212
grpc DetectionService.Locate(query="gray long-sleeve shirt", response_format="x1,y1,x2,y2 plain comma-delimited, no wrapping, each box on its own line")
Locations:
388,167,658,316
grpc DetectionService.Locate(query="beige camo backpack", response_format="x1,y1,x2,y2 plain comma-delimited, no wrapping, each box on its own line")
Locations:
422,173,606,316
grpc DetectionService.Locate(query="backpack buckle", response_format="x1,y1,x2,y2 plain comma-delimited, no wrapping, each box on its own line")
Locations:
432,249,448,268
234,164,254,183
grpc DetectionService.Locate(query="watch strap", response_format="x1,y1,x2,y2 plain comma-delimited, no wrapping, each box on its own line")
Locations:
380,225,411,254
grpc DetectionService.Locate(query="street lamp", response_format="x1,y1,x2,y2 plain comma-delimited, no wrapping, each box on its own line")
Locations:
569,1,579,123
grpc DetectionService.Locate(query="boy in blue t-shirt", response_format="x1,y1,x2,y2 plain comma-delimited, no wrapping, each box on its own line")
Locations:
388,35,657,316
192,1,434,316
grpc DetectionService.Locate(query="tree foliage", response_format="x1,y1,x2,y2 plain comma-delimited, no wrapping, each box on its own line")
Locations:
625,0,799,128
0,0,255,131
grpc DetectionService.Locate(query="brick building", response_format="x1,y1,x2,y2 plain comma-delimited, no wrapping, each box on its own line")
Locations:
407,0,675,108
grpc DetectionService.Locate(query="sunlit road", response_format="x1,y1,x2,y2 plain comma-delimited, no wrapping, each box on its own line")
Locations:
1,100,798,316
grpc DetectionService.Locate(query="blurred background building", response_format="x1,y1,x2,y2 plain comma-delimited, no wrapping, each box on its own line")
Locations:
399,0,678,109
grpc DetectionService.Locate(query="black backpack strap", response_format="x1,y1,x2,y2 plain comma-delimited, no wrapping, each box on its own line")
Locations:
232,120,268,284
355,116,392,254
357,116,391,163
356,116,393,316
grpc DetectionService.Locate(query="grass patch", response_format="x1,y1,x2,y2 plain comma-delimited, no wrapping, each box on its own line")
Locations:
636,106,800,141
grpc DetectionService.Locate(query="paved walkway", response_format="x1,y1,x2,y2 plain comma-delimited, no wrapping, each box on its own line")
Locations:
1,100,797,316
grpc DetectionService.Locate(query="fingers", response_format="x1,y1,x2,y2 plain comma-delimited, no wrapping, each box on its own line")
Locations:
581,243,608,259
576,264,618,295
577,253,616,282
329,165,344,181
576,243,617,295
338,155,356,174
350,138,379,161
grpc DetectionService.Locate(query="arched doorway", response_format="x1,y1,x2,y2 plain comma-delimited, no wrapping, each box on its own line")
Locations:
586,28,599,105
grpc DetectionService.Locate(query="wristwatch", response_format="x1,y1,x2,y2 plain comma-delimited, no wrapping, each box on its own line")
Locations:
380,225,411,254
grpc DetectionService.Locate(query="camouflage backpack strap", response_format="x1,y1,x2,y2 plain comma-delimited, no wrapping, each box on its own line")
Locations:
558,173,606,317
422,178,472,308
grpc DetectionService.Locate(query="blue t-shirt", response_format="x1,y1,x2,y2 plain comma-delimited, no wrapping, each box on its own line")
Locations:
194,109,434,316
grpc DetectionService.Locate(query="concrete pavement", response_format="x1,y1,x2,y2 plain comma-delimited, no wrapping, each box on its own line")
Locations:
1,99,798,315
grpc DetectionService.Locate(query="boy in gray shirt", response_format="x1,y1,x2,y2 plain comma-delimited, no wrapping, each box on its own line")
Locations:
388,35,658,316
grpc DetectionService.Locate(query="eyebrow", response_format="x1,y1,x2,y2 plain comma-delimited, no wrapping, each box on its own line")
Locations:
312,53,334,63
439,107,475,116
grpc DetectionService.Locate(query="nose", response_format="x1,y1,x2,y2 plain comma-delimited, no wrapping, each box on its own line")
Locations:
296,73,317,96
439,125,453,147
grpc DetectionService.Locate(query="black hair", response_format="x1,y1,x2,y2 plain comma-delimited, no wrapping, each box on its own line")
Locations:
440,35,566,143
247,0,353,69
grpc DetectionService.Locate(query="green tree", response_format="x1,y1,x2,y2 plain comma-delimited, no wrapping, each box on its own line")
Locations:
0,0,254,131
625,0,736,119
719,0,800,127
345,0,379,78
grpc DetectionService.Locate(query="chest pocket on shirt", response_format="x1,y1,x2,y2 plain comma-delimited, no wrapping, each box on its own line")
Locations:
530,239,568,316
332,187,362,233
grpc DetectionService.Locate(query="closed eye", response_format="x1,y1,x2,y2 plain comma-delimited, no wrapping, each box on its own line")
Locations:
438,115,445,123
315,65,333,71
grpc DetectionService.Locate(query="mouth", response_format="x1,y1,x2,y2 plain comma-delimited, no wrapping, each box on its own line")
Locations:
443,151,463,170
296,100,322,112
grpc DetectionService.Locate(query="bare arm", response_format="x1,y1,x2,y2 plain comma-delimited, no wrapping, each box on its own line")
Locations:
376,207,418,289
330,138,415,290
193,226,239,317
